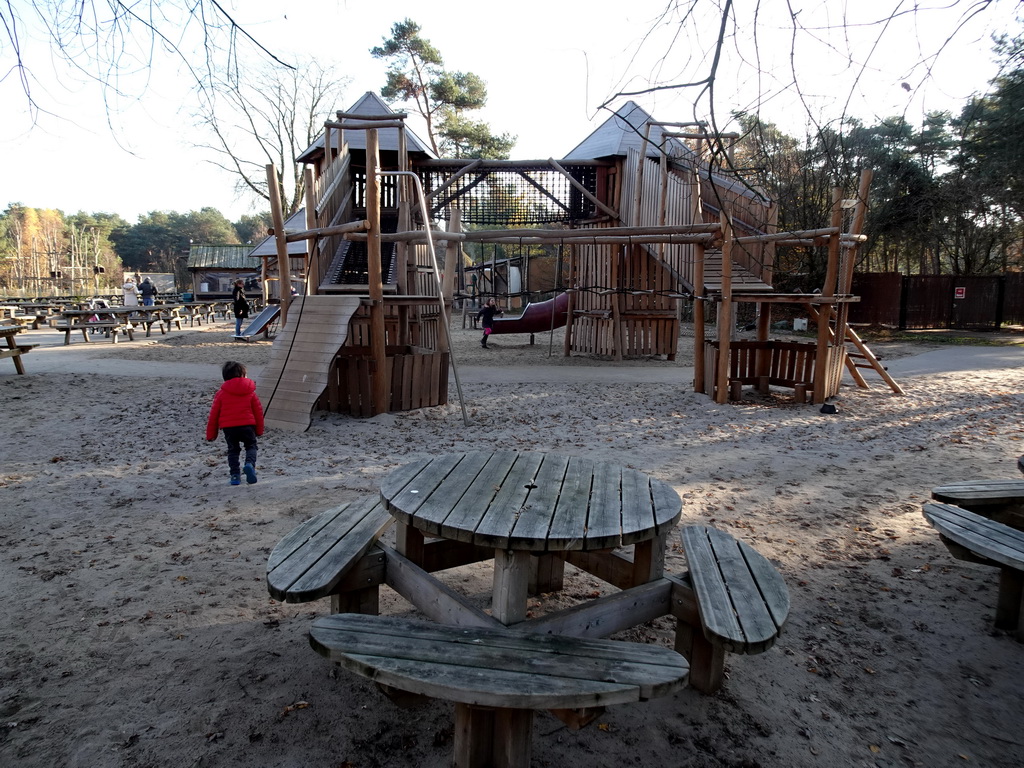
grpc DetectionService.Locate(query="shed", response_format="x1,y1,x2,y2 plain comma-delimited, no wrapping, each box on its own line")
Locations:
186,245,262,299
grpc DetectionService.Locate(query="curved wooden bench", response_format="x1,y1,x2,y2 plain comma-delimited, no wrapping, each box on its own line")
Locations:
267,497,393,613
931,479,1024,529
675,525,790,692
310,613,688,768
923,502,1024,640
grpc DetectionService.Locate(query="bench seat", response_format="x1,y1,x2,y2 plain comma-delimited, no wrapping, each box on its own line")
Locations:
267,497,393,611
923,502,1024,640
931,479,1024,529
676,525,790,691
58,321,133,345
310,612,688,768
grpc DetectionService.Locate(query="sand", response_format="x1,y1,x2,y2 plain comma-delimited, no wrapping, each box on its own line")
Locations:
1,318,1023,768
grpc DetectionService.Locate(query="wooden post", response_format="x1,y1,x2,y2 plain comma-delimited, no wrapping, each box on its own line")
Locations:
438,209,461,355
397,123,411,346
692,165,707,393
715,212,733,403
304,167,317,293
812,186,844,403
365,130,389,416
266,163,291,327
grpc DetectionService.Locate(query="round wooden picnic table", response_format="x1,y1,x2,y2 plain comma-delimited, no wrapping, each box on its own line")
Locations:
379,450,682,624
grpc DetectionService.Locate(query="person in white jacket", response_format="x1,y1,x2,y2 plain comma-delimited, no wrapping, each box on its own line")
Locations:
123,278,139,307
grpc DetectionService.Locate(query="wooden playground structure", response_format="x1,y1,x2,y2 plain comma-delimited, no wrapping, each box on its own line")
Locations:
256,95,901,430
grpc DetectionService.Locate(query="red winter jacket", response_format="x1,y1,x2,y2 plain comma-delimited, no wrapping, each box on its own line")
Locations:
206,377,265,440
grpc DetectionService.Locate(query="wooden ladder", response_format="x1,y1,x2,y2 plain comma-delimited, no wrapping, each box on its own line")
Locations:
806,304,904,394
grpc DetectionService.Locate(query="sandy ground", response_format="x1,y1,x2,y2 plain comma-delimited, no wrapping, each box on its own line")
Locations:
2,317,1023,768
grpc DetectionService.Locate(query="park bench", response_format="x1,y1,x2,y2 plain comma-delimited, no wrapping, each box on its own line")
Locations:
671,525,791,692
0,332,36,374
266,497,393,613
923,501,1024,640
931,479,1024,530
127,313,166,337
56,319,134,345
309,612,688,768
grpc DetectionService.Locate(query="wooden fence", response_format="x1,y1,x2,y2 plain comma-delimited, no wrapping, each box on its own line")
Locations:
850,273,1024,329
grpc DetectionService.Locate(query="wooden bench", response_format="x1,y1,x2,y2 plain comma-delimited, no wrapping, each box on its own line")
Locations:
57,320,134,345
931,479,1024,530
923,502,1024,640
0,343,36,374
266,497,393,613
127,314,166,337
704,340,817,402
673,525,790,692
309,613,688,768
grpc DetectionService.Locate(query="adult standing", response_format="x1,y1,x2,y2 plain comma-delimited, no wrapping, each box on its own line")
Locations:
122,277,139,307
232,279,250,337
139,277,158,306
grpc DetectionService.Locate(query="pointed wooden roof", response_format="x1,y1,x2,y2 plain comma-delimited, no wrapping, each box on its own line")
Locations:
562,101,688,161
296,92,436,163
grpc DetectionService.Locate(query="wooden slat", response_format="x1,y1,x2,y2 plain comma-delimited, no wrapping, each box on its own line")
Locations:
546,456,596,550
475,453,545,548
923,503,1024,569
439,452,517,543
932,480,1024,506
309,613,688,709
266,497,394,602
679,526,789,654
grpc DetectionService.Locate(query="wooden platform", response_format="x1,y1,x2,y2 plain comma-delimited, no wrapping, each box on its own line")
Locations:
257,295,362,432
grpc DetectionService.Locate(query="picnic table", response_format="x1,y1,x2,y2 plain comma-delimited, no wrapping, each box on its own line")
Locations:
275,453,789,766
0,325,34,374
379,450,682,624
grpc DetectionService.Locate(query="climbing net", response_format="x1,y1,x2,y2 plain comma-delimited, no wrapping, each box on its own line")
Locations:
417,165,599,226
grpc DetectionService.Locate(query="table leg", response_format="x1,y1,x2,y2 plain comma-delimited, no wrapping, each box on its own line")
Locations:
529,553,565,595
493,549,530,624
995,567,1023,637
632,534,668,586
395,521,425,564
3,335,23,375
454,703,532,768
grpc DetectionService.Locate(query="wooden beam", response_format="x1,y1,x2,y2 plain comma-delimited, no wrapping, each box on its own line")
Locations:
548,157,619,219
266,163,291,328
365,129,389,416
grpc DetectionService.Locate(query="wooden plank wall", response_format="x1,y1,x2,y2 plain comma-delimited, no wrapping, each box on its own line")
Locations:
328,348,450,418
702,340,845,401
567,150,685,357
621,149,695,289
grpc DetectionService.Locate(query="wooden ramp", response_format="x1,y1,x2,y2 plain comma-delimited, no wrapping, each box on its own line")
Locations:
258,295,363,432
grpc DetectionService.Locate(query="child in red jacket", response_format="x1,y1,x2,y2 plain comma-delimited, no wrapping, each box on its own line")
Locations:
206,361,265,485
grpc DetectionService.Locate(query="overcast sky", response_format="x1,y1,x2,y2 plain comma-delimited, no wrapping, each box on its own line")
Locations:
1,0,1016,223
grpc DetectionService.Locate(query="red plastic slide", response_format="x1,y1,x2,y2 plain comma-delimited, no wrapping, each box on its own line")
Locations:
489,292,569,335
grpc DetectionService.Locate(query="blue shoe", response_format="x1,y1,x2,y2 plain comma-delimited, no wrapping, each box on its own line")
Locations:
243,463,258,484
230,474,241,486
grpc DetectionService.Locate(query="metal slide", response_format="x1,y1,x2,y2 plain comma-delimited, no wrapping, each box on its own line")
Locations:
233,305,280,340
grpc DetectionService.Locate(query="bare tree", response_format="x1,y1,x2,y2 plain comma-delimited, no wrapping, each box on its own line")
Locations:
2,1,292,127
193,60,351,216
599,0,1009,174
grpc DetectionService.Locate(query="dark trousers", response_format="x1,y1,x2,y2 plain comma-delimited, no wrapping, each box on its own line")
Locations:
223,425,258,475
